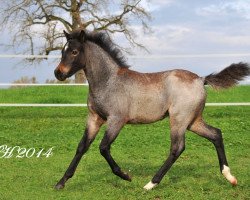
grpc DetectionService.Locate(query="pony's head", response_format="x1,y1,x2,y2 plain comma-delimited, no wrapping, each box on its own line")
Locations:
54,30,86,81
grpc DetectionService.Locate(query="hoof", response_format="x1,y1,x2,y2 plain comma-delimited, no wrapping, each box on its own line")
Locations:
143,181,158,190
55,183,65,190
222,165,237,187
122,173,132,182
230,177,237,186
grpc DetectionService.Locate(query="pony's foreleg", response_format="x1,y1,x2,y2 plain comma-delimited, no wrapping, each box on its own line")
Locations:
55,112,104,189
99,117,131,181
144,127,186,190
188,119,237,186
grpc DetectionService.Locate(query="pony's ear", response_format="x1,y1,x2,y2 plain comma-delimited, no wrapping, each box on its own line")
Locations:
78,30,86,42
63,30,71,41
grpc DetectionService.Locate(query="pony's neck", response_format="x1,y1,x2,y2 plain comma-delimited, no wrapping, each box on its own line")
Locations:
84,41,119,91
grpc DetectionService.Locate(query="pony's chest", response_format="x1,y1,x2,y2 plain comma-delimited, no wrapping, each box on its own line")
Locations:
88,93,110,119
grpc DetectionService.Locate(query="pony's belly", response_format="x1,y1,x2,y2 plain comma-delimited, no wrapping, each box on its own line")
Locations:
127,105,168,124
127,115,167,124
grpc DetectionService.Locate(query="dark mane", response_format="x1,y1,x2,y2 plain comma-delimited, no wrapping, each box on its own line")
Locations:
85,31,130,68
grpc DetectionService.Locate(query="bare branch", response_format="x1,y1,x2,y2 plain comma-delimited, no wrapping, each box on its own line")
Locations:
45,46,63,55
0,0,151,57
45,4,71,12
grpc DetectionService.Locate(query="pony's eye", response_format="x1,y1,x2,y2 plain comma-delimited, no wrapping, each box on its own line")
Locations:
72,50,78,56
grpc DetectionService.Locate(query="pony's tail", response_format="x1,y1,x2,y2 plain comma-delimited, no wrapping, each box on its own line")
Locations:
204,62,250,89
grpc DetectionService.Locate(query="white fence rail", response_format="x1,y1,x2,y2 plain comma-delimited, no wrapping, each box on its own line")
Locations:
0,104,88,107
0,83,88,86
1,53,250,59
0,103,249,107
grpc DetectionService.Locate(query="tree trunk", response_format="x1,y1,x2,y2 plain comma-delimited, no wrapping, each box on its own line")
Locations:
71,0,86,83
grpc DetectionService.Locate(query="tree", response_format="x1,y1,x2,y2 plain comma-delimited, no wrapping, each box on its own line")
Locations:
0,0,151,82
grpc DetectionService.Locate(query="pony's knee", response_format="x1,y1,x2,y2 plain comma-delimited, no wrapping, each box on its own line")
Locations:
99,143,109,156
75,134,92,154
171,143,185,159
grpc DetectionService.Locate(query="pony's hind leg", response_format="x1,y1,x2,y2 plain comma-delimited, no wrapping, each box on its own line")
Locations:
188,119,237,186
144,124,186,190
55,112,104,189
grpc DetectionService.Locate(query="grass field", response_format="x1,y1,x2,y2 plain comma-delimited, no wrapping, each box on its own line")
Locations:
0,85,250,103
0,86,249,200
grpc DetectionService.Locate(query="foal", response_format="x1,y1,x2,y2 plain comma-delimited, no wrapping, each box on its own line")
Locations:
54,30,250,190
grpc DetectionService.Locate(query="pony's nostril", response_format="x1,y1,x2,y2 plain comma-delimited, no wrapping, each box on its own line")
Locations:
54,69,67,81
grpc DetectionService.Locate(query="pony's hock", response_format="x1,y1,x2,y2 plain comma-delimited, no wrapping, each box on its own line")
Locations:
54,29,250,190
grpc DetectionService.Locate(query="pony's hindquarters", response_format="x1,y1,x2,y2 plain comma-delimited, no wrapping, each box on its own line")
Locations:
166,71,207,124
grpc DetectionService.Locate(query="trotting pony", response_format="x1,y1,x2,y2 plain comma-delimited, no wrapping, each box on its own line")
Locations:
54,30,250,190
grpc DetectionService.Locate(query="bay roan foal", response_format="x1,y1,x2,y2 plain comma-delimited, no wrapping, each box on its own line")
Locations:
54,30,250,190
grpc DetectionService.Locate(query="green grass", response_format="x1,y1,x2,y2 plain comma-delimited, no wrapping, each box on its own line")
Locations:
0,85,249,103
0,86,249,199
206,85,250,102
0,86,88,103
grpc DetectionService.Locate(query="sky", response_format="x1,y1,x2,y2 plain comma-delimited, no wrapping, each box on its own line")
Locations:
0,0,250,84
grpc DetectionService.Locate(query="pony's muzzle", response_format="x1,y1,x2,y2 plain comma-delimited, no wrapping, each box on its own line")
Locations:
54,63,70,81
54,69,67,81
